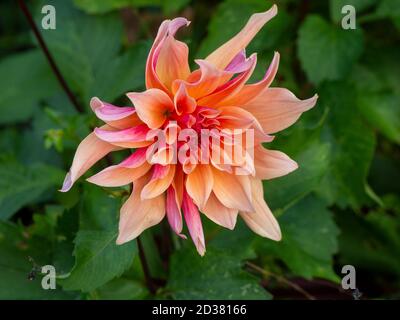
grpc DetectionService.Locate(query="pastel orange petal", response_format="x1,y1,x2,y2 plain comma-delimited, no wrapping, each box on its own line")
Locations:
60,125,121,192
218,51,280,107
90,97,142,129
240,177,281,241
174,83,196,115
141,164,176,199
117,174,165,244
254,145,298,180
205,5,277,69
202,192,238,230
186,164,213,210
127,89,174,129
242,88,318,134
156,35,191,90
94,124,152,148
212,167,254,212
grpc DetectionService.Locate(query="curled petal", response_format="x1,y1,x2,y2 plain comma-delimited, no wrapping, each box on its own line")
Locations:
254,145,298,180
127,89,174,129
198,53,257,107
156,35,191,90
202,192,238,230
90,97,141,129
218,51,280,107
141,164,176,199
172,60,232,99
117,174,165,244
146,17,190,93
166,186,186,239
240,178,281,241
86,150,151,187
212,167,254,212
205,5,277,69
174,83,196,115
243,88,318,134
186,164,213,210
60,125,121,192
94,124,152,148
182,191,206,256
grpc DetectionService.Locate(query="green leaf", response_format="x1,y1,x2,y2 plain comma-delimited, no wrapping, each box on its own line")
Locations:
167,247,271,299
0,221,74,299
60,185,137,292
297,15,363,85
263,139,331,211
317,82,376,208
336,196,400,277
92,278,148,300
0,50,59,124
35,0,147,105
60,230,137,292
330,0,378,23
257,195,340,281
0,156,64,220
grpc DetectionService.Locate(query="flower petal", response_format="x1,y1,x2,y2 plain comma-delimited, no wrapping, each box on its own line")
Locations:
197,53,257,107
90,97,141,129
60,125,121,192
127,88,174,129
242,88,318,134
240,177,281,240
156,34,191,90
174,83,196,115
212,167,254,212
182,190,206,256
141,164,176,199
117,174,165,244
185,164,213,210
205,5,277,69
166,186,186,239
218,51,280,107
94,124,152,148
86,151,151,187
172,60,232,99
146,18,190,93
254,145,298,180
202,192,238,230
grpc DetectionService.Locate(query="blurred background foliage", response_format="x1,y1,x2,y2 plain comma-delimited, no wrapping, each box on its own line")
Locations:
0,0,399,299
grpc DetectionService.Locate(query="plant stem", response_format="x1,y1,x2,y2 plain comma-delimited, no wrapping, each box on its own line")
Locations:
246,261,316,300
17,0,84,113
137,236,157,295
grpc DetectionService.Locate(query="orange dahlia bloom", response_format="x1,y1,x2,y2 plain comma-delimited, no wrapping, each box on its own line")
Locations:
60,5,317,255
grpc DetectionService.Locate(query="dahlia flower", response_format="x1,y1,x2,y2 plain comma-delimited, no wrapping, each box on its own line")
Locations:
60,5,317,256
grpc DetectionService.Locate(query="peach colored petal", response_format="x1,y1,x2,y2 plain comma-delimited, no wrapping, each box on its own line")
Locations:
254,145,298,180
94,124,152,148
205,5,277,69
197,53,257,107
182,190,206,256
242,88,318,134
202,192,238,230
146,18,190,93
211,167,254,212
172,60,232,99
174,83,196,115
166,186,186,239
185,164,213,210
141,164,176,199
117,174,165,244
90,97,142,129
156,35,190,90
86,162,151,187
60,125,121,192
127,88,174,129
218,51,280,107
240,177,281,240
